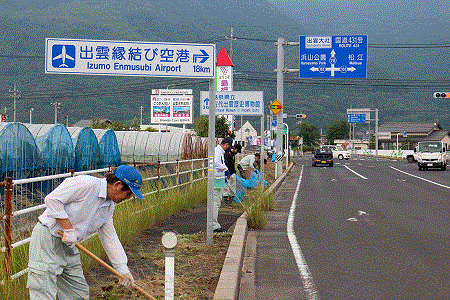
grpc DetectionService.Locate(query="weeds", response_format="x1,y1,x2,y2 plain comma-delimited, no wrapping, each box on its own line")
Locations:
242,187,274,230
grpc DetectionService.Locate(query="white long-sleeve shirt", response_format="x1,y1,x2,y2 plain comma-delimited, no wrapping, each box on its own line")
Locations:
214,144,228,176
38,175,129,274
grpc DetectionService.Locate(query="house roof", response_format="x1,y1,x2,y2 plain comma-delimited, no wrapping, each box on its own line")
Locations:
378,122,441,133
425,129,450,141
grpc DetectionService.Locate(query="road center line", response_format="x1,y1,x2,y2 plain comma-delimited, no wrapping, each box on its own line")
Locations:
288,165,319,300
390,166,450,189
344,165,368,180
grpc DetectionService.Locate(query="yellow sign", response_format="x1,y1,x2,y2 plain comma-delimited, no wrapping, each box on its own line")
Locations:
269,100,283,115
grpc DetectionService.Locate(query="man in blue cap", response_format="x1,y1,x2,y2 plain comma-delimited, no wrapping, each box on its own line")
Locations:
27,165,143,300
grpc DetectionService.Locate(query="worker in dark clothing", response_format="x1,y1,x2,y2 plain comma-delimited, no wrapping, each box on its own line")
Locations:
223,143,241,206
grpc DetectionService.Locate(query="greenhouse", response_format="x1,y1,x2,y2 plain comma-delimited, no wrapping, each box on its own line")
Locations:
92,129,121,168
0,122,42,181
66,127,102,171
114,131,194,163
26,124,75,175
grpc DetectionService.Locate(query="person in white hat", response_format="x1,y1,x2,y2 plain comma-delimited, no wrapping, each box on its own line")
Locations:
27,165,144,300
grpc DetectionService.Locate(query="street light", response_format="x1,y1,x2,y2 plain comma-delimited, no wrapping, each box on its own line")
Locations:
29,108,34,124
396,131,407,151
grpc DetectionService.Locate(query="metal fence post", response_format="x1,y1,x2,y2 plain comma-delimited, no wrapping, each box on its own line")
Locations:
176,159,179,188
157,161,161,192
3,177,13,280
202,158,205,178
190,159,194,188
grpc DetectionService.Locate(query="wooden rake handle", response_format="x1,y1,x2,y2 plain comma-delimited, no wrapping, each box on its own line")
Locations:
57,230,156,300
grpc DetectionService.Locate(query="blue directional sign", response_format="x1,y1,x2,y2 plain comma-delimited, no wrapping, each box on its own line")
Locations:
45,38,216,78
347,113,366,123
299,35,367,78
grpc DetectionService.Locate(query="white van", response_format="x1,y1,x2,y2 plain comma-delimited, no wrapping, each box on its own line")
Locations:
321,145,351,160
416,141,449,170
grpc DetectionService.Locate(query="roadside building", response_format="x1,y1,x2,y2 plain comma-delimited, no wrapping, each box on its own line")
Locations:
234,121,257,147
377,122,450,150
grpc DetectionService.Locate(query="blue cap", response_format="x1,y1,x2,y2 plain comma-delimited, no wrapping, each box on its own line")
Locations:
114,165,144,199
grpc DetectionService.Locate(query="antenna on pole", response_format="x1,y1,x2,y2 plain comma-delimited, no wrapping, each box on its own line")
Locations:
9,83,20,122
50,102,62,124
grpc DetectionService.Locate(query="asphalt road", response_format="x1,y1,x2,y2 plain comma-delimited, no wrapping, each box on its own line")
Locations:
255,155,450,300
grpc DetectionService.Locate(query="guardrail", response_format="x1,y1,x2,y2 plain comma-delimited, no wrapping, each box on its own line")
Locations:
0,158,207,283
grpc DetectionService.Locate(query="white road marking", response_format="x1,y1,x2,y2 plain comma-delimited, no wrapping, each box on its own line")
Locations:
390,166,450,189
344,165,368,180
288,165,319,299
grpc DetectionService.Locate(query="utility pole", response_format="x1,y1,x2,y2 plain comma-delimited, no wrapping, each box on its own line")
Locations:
9,84,20,122
140,106,143,127
50,102,62,124
29,108,33,124
226,27,236,62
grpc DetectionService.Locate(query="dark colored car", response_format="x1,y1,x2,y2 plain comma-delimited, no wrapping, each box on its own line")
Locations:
312,148,334,167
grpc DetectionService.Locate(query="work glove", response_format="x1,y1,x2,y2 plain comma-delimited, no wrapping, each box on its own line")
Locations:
61,229,77,248
119,272,134,288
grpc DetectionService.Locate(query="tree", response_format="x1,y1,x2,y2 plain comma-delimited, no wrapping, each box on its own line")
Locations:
298,122,320,146
194,115,230,137
130,117,141,131
326,119,349,144
368,133,376,149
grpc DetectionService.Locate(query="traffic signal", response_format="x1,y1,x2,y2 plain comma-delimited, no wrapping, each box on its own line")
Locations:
433,92,450,98
296,114,306,118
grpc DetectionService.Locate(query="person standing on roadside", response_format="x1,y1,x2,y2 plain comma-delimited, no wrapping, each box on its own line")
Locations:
27,165,144,300
213,137,233,233
223,143,241,206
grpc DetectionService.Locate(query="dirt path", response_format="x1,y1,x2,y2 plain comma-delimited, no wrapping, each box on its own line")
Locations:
86,205,242,299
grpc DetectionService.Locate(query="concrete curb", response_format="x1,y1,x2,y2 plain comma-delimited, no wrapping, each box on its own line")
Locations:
214,163,294,300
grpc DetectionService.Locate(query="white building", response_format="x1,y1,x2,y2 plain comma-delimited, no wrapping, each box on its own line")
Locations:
234,121,258,147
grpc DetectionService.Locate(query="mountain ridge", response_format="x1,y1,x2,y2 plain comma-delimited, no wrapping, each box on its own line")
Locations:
1,0,450,131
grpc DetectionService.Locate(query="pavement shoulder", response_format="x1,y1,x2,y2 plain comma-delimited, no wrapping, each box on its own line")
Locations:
214,163,294,300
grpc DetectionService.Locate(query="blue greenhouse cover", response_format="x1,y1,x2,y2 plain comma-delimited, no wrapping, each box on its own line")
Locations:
0,123,42,179
67,127,102,171
27,124,75,172
93,129,121,167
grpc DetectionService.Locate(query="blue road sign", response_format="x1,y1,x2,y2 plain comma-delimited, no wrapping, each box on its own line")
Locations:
347,113,366,123
45,38,216,78
299,35,367,78
272,120,277,127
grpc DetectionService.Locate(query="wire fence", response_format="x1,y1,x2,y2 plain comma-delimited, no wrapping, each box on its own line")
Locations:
0,158,207,282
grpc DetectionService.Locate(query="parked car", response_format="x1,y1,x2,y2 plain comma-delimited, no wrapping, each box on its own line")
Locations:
312,148,333,167
321,145,351,160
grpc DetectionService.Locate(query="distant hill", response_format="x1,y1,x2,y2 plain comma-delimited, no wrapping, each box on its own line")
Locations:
1,0,450,132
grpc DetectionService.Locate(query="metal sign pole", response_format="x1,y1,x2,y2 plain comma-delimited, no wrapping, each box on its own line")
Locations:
276,37,284,178
206,78,216,245
375,109,379,156
260,113,265,188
